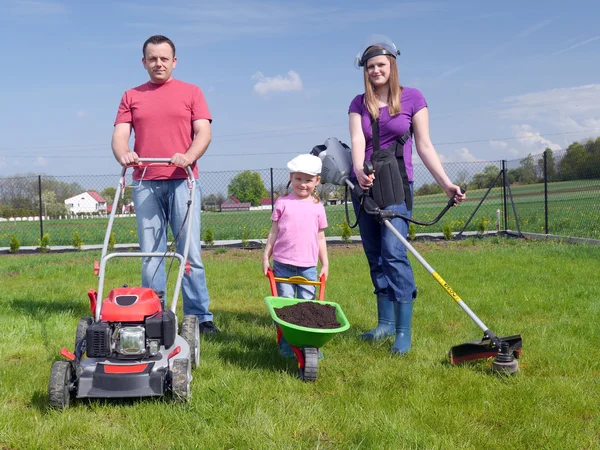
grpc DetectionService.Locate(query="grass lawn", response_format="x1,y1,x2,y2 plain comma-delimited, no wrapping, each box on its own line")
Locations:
1,238,599,448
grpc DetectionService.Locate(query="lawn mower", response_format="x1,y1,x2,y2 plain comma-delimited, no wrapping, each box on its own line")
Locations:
264,269,350,381
310,138,522,374
48,158,200,409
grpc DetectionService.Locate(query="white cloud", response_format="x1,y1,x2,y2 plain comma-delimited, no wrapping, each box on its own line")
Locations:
76,110,87,117
34,156,48,167
437,147,478,163
499,84,600,122
512,124,560,152
252,70,303,96
489,140,508,149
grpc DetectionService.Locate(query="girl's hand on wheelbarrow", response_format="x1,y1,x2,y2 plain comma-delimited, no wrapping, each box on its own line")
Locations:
319,265,329,280
262,258,272,276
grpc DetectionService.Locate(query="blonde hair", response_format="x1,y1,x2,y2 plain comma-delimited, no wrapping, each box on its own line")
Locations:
286,174,321,203
362,47,402,119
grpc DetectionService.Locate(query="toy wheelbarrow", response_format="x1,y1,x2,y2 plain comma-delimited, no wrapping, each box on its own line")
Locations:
264,269,350,382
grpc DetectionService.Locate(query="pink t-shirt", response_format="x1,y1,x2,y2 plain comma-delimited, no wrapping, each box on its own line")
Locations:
114,78,212,180
271,194,328,267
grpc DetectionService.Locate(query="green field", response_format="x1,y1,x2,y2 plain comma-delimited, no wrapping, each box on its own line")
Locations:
1,179,598,248
1,239,599,448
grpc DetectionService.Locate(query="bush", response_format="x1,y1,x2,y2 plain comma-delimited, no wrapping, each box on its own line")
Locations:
72,231,83,250
442,223,453,240
38,233,50,253
9,235,20,254
408,223,416,241
341,219,352,243
241,226,249,248
108,232,116,251
477,216,489,236
204,228,214,247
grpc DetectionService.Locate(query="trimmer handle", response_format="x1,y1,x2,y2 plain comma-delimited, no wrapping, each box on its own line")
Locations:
266,268,326,301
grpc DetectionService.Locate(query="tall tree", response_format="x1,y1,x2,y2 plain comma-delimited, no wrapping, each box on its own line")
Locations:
227,171,268,206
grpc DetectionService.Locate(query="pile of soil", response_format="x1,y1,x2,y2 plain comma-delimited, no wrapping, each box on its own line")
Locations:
275,302,340,329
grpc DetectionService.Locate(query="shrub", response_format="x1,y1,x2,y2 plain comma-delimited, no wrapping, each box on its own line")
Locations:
38,233,50,253
442,223,453,240
341,219,352,243
408,223,416,241
108,232,116,251
72,231,83,250
9,235,20,254
241,226,249,248
214,247,228,255
204,228,214,247
477,216,489,236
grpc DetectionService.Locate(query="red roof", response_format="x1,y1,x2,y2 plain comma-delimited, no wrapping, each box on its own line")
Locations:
260,198,273,205
88,191,106,203
230,196,241,204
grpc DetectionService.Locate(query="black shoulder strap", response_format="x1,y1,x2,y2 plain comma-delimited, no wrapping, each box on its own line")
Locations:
370,115,380,152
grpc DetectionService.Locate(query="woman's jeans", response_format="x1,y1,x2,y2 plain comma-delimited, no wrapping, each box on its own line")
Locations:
132,178,212,322
352,183,417,303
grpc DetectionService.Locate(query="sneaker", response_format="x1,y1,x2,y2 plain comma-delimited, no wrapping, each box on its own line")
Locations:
199,321,220,335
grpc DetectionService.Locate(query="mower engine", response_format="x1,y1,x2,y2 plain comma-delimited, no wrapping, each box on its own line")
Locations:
86,287,176,359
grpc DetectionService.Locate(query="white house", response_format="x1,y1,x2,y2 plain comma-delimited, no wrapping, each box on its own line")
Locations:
64,191,107,214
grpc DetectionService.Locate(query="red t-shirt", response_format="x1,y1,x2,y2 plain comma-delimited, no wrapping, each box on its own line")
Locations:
114,78,212,180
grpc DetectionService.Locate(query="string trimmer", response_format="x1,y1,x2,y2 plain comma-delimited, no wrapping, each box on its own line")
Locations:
311,138,522,374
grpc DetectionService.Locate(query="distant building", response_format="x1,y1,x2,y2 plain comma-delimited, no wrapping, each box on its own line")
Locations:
64,191,107,214
220,196,251,212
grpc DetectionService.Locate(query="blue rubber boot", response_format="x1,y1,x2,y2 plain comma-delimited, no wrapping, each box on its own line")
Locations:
278,335,295,359
392,302,413,355
360,295,396,341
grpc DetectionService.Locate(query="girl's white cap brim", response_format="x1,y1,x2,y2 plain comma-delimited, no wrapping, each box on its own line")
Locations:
287,154,322,175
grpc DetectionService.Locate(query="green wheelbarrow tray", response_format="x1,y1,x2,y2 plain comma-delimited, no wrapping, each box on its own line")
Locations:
264,296,350,348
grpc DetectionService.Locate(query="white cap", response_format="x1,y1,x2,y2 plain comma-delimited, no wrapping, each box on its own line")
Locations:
287,154,322,175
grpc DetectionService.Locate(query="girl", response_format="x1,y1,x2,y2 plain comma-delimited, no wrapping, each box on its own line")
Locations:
349,35,465,355
262,154,329,356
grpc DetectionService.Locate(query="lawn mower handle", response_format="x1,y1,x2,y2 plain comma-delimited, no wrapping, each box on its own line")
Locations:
266,268,326,301
125,158,194,180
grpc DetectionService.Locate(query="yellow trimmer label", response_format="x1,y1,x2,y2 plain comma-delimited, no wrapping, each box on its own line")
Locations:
432,272,462,303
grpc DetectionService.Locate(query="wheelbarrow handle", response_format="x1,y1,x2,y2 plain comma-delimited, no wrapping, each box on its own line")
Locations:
266,268,326,300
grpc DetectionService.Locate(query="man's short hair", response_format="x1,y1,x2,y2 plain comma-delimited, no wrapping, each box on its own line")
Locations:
143,35,176,58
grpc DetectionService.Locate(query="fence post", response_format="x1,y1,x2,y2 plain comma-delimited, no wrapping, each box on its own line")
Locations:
543,150,549,235
270,168,274,213
502,160,508,231
38,175,44,241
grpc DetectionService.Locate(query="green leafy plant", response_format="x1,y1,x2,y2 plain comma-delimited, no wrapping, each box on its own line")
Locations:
477,216,489,236
204,228,215,247
442,223,453,240
38,233,50,253
341,219,352,243
241,226,249,248
72,231,83,250
408,223,416,241
214,247,228,255
9,234,20,254
108,232,116,251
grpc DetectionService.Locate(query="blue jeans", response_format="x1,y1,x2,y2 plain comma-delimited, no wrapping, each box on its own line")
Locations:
352,183,417,303
273,260,317,299
132,178,212,322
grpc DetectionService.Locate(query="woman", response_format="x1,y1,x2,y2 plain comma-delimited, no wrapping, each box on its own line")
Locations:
348,35,465,355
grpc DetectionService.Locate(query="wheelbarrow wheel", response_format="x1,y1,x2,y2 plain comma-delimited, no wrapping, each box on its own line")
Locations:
298,347,318,382
49,361,74,409
181,315,200,369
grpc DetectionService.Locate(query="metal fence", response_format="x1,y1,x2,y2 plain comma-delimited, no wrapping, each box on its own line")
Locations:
1,146,598,249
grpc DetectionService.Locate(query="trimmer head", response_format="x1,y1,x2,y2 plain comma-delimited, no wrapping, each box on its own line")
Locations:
449,334,522,368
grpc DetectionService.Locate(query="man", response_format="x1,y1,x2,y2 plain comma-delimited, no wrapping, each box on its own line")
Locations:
111,35,219,334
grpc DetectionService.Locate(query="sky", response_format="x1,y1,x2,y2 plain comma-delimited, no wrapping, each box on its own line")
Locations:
0,0,599,178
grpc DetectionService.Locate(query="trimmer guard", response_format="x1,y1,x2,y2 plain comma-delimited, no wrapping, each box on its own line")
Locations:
449,334,522,364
